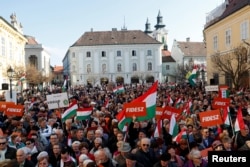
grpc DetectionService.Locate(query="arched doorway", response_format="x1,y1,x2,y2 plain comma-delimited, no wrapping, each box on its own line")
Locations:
146,75,154,83
100,77,109,85
131,75,139,84
116,76,124,84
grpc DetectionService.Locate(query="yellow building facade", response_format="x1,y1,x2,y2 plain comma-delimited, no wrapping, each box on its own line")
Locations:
204,1,250,87
0,15,27,89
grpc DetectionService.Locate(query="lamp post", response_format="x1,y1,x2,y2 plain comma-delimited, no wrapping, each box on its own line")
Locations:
7,66,14,99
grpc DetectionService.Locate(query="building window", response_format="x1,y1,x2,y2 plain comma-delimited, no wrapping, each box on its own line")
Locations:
87,64,91,73
86,51,91,57
72,52,75,58
1,37,5,56
148,62,152,71
29,55,38,69
102,64,106,73
132,50,136,56
225,29,231,46
117,50,121,57
166,65,170,70
241,21,249,40
147,50,152,56
213,73,219,85
132,63,137,71
102,51,106,57
213,35,218,50
117,63,122,72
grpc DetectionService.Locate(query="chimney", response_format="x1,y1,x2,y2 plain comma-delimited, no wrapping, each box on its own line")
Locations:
186,37,190,42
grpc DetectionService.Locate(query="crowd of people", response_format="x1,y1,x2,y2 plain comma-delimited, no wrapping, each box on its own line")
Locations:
0,81,250,167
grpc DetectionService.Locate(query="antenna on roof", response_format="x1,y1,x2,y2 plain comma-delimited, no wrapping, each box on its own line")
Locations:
121,16,127,31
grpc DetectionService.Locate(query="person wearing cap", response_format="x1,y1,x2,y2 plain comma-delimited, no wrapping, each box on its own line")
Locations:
153,153,177,167
212,140,224,151
125,153,143,167
114,142,131,167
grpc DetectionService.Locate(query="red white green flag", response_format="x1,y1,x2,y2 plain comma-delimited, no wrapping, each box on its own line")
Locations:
76,107,92,120
117,80,158,130
234,108,245,132
62,101,78,122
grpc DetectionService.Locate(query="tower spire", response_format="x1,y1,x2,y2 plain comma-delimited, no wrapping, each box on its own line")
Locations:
155,10,165,30
144,18,152,34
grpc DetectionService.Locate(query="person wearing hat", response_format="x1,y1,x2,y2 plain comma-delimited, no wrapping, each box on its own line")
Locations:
153,153,177,167
212,140,224,151
114,142,131,167
125,153,143,167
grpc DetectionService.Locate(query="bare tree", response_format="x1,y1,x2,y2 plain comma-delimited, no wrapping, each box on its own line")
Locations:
211,45,250,89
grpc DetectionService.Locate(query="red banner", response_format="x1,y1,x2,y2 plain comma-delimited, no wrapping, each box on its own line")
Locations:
124,102,146,117
161,106,182,120
199,110,223,127
0,102,15,112
212,97,230,109
155,107,164,120
4,104,24,116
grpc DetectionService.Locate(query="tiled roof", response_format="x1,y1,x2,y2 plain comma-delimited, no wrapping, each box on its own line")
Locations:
54,66,63,72
162,56,176,62
72,30,161,46
25,35,39,45
162,49,171,56
177,42,206,57
205,0,250,28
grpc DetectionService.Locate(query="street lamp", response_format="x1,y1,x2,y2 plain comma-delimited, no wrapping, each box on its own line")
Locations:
7,66,15,99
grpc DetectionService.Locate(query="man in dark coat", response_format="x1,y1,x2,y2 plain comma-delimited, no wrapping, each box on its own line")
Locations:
0,136,16,160
13,148,35,167
135,137,157,167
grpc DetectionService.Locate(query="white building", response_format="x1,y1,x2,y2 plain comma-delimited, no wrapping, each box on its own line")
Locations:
171,38,207,82
25,35,51,84
0,14,27,89
63,29,162,85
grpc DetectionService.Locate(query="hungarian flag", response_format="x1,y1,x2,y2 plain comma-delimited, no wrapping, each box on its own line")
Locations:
20,74,26,81
113,85,125,94
234,108,245,132
117,80,158,130
167,95,173,105
173,130,187,143
62,101,78,122
174,98,182,108
153,120,162,138
222,106,230,126
188,66,197,86
76,107,92,120
116,110,131,132
131,80,158,122
169,114,179,138
236,88,243,95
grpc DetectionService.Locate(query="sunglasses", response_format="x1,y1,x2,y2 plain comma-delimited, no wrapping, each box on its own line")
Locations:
142,144,149,147
26,142,31,145
0,142,6,145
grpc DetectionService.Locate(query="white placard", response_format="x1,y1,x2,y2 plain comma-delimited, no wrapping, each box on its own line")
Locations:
5,90,17,103
46,92,69,109
205,85,219,92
